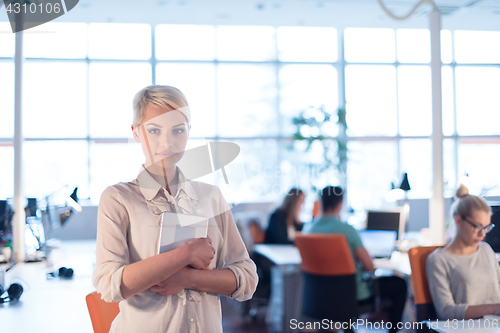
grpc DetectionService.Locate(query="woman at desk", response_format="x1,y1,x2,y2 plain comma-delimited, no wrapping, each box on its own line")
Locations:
427,186,500,320
264,188,305,244
93,85,258,333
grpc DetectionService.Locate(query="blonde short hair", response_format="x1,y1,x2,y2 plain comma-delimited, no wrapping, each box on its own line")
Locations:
132,85,191,127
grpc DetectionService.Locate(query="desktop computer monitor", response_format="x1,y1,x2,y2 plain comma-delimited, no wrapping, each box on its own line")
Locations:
365,208,406,240
0,200,13,234
483,203,500,252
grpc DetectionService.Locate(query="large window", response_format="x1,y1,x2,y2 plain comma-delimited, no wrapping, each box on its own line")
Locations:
1,23,499,209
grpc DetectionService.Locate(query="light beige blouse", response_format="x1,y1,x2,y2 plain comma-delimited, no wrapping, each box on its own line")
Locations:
93,165,258,333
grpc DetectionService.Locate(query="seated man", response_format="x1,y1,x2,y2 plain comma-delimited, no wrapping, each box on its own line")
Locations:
302,186,407,333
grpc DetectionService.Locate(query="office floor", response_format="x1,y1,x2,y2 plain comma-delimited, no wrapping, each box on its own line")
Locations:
221,296,417,333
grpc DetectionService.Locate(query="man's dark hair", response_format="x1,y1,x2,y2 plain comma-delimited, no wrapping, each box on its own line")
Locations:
320,186,343,212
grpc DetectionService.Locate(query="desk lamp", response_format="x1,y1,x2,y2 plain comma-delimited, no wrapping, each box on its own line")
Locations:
385,173,411,233
400,173,411,232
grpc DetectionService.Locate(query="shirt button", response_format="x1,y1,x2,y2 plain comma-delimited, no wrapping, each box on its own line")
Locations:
188,297,193,301
189,318,194,323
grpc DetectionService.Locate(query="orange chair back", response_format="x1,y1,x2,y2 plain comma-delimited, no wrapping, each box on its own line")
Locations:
86,291,120,333
295,233,356,276
408,246,442,305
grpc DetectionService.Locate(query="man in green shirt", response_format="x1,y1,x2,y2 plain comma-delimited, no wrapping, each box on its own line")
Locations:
303,186,407,333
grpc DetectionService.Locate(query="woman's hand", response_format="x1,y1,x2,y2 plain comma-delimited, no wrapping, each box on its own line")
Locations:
151,267,191,296
186,237,215,270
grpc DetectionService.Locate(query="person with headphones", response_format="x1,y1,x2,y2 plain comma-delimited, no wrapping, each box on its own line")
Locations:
92,85,258,333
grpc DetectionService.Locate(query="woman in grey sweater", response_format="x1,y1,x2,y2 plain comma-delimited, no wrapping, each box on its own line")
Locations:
427,186,500,320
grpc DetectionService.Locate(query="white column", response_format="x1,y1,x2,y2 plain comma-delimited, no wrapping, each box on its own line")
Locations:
13,14,25,263
429,8,446,245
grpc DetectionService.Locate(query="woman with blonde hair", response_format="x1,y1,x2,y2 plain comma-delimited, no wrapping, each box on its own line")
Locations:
93,85,258,332
427,185,500,320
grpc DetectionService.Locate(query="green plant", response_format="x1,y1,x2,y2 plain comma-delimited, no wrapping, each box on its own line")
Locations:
290,105,348,190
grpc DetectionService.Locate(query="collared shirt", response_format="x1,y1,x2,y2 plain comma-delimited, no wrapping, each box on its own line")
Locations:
302,215,372,301
93,165,258,333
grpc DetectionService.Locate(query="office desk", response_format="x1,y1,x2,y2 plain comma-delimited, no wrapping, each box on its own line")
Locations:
253,244,411,275
2,240,96,333
253,245,303,333
253,244,412,333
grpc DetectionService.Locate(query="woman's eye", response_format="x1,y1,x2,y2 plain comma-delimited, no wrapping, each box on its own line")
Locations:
173,128,185,135
148,128,160,135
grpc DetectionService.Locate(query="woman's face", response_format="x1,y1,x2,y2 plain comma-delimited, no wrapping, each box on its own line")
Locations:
133,104,189,169
455,209,491,247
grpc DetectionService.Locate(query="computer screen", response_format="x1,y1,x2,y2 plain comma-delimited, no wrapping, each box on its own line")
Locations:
0,200,13,233
484,204,500,252
358,230,398,258
366,208,405,240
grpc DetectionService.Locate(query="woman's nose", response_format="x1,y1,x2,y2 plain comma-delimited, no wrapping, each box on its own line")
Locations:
159,133,173,147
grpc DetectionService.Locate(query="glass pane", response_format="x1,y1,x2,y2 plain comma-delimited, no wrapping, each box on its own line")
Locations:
24,61,88,138
400,139,432,198
89,23,151,60
0,146,14,199
230,139,279,203
89,142,144,202
0,61,14,138
155,63,216,138
283,139,339,197
454,31,500,64
344,28,395,63
24,23,87,59
442,66,455,136
89,62,152,138
398,66,432,136
217,64,277,137
443,138,456,197
345,65,397,136
396,29,430,63
0,22,15,57
458,142,500,197
155,25,215,60
280,64,338,136
455,67,500,135
277,26,337,62
216,26,275,61
441,30,452,64
347,141,398,210
24,141,89,199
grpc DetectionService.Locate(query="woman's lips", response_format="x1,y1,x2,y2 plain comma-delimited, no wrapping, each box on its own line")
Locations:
157,152,176,159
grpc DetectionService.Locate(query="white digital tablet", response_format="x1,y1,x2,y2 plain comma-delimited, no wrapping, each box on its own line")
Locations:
158,211,209,254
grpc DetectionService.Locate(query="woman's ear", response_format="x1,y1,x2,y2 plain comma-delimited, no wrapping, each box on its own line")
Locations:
454,215,462,228
132,124,141,143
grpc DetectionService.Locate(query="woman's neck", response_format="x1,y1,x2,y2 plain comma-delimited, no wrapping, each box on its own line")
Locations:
446,237,479,255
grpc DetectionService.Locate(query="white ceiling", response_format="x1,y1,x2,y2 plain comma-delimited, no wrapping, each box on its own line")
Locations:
1,0,500,30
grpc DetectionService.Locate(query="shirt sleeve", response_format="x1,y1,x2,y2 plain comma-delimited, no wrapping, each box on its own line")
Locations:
482,243,500,291
426,251,468,320
214,187,258,302
92,185,130,303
